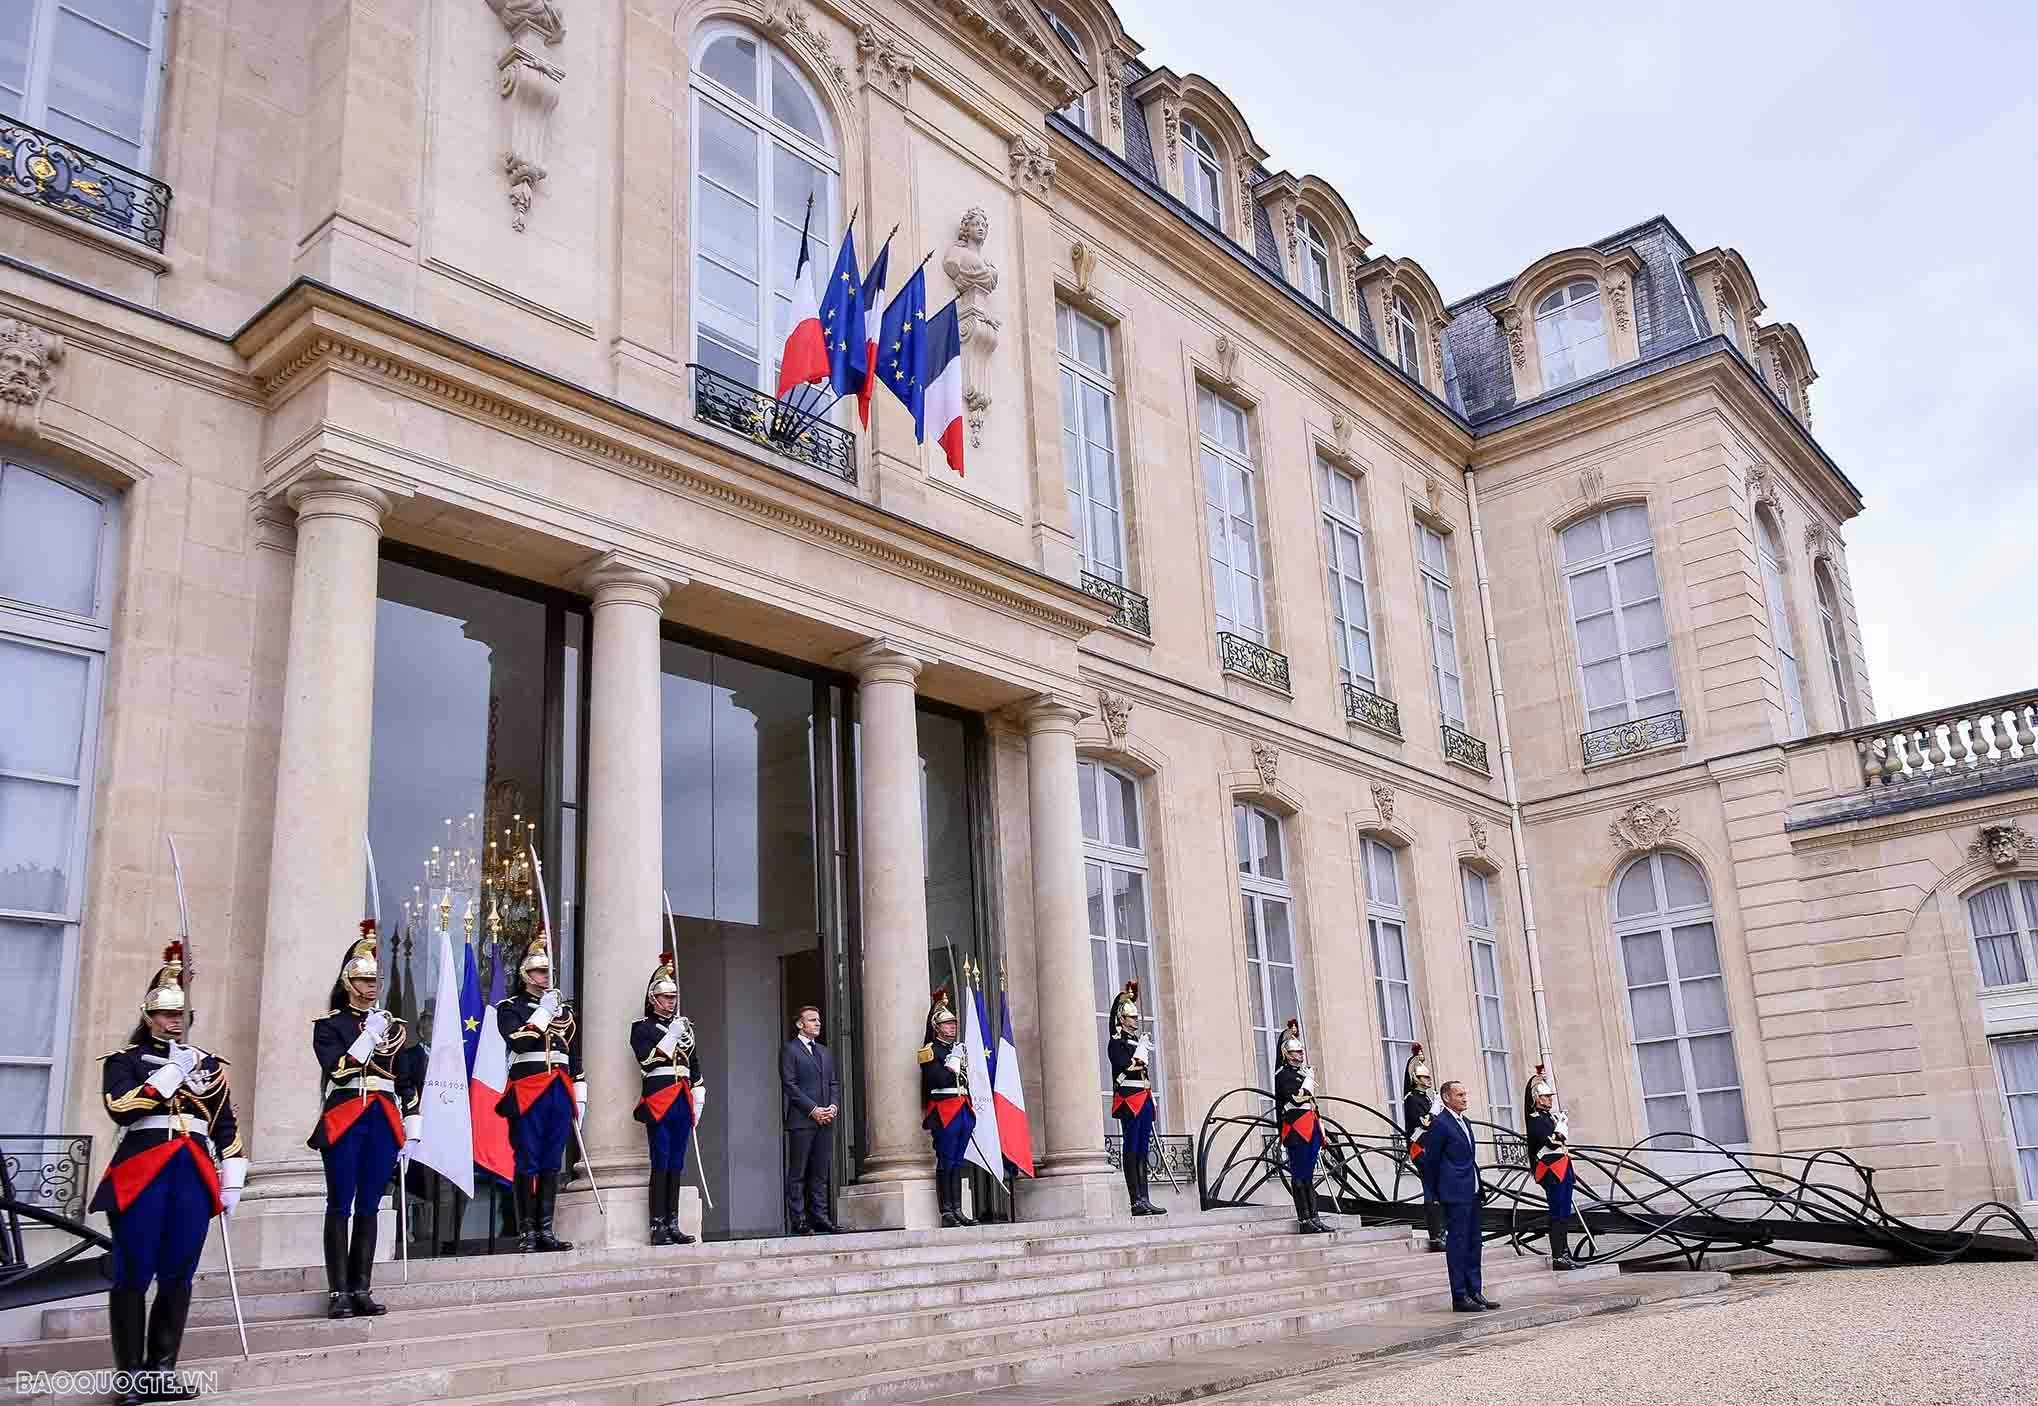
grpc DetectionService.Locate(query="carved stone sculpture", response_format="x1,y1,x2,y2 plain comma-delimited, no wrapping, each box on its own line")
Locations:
1099,690,1131,743
942,207,1001,449
1251,740,1279,789
856,23,913,97
1969,824,2037,869
494,2,565,232
1609,801,1680,854
1213,333,1238,385
0,318,64,437
1008,131,1056,196
487,0,562,41
1468,814,1489,851
1580,465,1605,503
1370,781,1395,823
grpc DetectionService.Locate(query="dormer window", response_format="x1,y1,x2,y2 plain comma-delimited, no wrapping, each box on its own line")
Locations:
1182,120,1224,227
1297,213,1332,312
1534,279,1609,389
1720,299,1741,349
1391,293,1424,381
1044,10,1092,135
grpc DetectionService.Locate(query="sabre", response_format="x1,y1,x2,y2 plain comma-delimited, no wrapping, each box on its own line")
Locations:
527,840,605,1216
664,890,713,1213
362,834,384,1108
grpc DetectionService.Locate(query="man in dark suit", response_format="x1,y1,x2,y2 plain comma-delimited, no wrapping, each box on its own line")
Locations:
1420,1079,1499,1312
780,1005,841,1234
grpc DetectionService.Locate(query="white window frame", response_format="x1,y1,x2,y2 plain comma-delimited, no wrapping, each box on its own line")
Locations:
1534,278,1611,389
1,0,170,173
1043,10,1092,135
1964,880,2038,992
1392,293,1424,381
1297,213,1333,313
1200,387,1267,646
688,22,840,402
1181,119,1224,228
1416,523,1466,726
1993,1036,2038,1204
1611,852,1748,1149
1238,804,1301,1090
1815,563,1852,728
1464,867,1515,1130
1082,760,1161,1132
1756,511,1806,739
1560,505,1678,735
1719,298,1741,349
1057,303,1126,587
1363,838,1419,1102
0,457,117,1135
1318,457,1377,693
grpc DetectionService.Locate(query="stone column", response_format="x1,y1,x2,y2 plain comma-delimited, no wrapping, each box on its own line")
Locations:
238,473,391,1267
1015,695,1123,1219
834,639,940,1230
564,552,674,1246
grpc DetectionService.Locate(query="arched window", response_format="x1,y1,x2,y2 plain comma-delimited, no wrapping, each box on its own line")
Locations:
1815,563,1852,727
1464,867,1515,1129
1181,120,1224,228
1719,298,1741,349
1534,278,1609,388
1612,853,1747,1147
1965,881,2038,990
1237,803,1300,1087
690,25,838,396
1043,10,1092,135
1297,213,1332,312
1559,505,1676,734
1082,760,1161,1129
1391,293,1424,380
1363,838,1419,1100
0,458,116,1132
1756,512,1806,738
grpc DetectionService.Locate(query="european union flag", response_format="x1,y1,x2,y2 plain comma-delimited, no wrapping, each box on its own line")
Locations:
459,937,484,1079
876,265,930,419
820,226,868,399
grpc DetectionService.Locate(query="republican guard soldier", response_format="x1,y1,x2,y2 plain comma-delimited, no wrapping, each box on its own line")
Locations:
919,988,976,1228
308,920,419,1318
1402,1045,1446,1252
1273,1019,1330,1234
496,928,584,1251
92,943,247,1405
1107,981,1165,1217
631,956,705,1246
1525,1066,1580,1270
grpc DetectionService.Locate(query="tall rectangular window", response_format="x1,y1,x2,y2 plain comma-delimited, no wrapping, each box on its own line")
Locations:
1560,504,1677,733
1238,804,1299,1088
0,460,115,1133
1319,458,1376,691
1815,565,1852,728
1363,839,1419,1099
1995,1037,2038,1202
0,1,169,171
1416,524,1465,725
1200,388,1266,645
1464,868,1514,1129
1082,761,1161,1131
1057,305,1126,586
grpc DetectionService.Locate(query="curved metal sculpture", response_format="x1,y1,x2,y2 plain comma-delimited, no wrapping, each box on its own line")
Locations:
1198,1087,2036,1269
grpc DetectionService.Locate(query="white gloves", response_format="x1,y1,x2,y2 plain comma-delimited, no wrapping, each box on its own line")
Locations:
575,1080,588,1117
1554,1112,1570,1142
539,990,563,1017
220,1157,248,1215
656,1022,683,1057
1132,1036,1152,1063
1300,1067,1316,1096
529,990,562,1032
168,1041,199,1075
346,1029,377,1062
403,1113,423,1144
1427,1093,1442,1117
144,1063,186,1099
364,1009,390,1040
944,1052,964,1074
689,1085,706,1121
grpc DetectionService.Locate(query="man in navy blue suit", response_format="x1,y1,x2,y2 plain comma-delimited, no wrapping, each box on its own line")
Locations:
1420,1079,1499,1312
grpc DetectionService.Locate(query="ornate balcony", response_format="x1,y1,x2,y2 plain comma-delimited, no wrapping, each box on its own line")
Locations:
0,118,169,253
689,364,856,485
1581,709,1687,765
1218,632,1290,692
1080,572,1150,636
1849,689,2038,789
1,1133,92,1221
1441,721,1490,774
1342,682,1402,738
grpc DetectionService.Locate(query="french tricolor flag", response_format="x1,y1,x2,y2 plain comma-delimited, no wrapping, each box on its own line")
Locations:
857,236,891,427
917,300,966,476
463,935,514,1188
775,203,830,399
994,988,1033,1178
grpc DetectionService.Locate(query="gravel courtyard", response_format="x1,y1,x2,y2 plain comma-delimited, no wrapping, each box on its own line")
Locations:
1239,1262,2038,1406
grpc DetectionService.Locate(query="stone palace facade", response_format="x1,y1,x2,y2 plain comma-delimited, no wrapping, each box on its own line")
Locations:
2,0,2033,1261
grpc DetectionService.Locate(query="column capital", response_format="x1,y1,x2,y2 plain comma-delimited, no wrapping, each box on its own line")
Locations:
834,637,937,685
1012,693,1088,735
573,549,682,610
281,472,393,530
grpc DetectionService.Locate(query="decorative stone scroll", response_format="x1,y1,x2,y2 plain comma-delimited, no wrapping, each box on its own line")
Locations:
1099,689,1131,743
0,318,64,437
766,1,850,93
1370,781,1396,824
1070,240,1094,294
1746,464,1784,531
1213,333,1238,386
942,207,1001,449
1579,465,1605,503
1608,801,1680,854
491,1,565,232
1468,814,1490,852
1495,304,1527,367
1008,131,1057,196
1160,101,1179,168
856,23,914,97
1251,740,1279,789
1330,409,1353,460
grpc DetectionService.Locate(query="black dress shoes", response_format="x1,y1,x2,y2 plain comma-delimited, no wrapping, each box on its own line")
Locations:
1474,1294,1502,1310
1452,1298,1481,1313
807,1217,840,1234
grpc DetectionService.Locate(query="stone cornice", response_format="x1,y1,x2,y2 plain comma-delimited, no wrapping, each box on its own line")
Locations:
903,0,1085,110
233,282,1116,642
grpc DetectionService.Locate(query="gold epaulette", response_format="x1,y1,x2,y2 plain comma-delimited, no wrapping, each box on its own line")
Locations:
917,1043,934,1065
317,1009,340,1020
100,1045,135,1061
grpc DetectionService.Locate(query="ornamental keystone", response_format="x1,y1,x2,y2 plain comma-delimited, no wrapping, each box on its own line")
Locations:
1609,801,1680,854
0,318,64,437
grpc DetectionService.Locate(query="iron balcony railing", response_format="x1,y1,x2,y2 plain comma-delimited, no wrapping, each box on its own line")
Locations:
1342,682,1402,738
1,1133,92,1222
1079,572,1150,635
689,364,856,485
1440,721,1490,773
1581,708,1687,765
1217,631,1290,692
0,118,169,252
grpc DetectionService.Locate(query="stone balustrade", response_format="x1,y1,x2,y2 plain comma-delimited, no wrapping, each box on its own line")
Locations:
1850,689,2038,788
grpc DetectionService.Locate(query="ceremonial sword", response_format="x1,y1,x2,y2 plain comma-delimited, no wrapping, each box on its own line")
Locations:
527,840,606,1216
663,889,713,1213
166,835,251,1360
366,833,410,1283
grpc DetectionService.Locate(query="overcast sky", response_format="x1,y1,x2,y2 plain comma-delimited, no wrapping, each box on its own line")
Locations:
1107,0,2037,722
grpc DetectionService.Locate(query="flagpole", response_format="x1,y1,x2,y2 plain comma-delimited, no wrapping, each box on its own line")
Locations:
940,938,1010,1208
